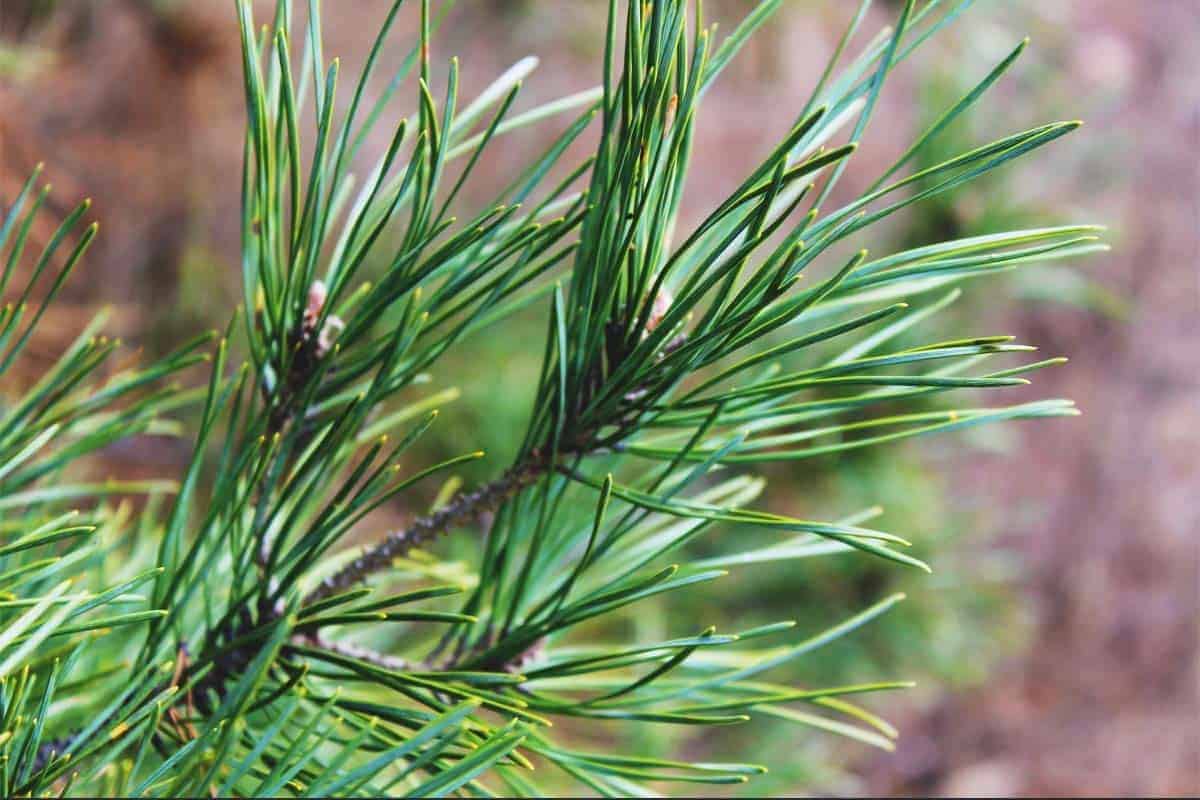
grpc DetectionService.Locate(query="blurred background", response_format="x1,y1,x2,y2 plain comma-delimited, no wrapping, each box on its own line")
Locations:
1,1,1196,796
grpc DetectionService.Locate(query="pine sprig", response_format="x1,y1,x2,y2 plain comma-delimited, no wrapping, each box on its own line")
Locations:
0,0,1105,796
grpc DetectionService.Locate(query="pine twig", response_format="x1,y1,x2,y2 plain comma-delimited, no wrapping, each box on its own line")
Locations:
290,632,411,671
303,460,546,606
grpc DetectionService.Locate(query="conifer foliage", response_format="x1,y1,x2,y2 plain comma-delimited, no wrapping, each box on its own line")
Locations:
0,0,1103,795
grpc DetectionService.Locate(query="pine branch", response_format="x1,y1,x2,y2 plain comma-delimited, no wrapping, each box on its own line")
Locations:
304,458,547,605
290,632,411,671
0,0,1106,795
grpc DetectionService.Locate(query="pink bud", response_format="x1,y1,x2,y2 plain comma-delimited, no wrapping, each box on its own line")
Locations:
307,280,327,316
647,288,673,333
304,280,328,329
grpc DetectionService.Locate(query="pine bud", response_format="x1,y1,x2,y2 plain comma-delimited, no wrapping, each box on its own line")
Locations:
304,280,327,328
645,288,673,335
